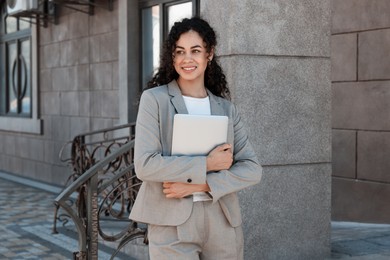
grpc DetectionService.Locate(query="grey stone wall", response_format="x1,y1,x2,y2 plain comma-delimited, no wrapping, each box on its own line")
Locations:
202,1,332,259
0,3,120,185
331,0,390,223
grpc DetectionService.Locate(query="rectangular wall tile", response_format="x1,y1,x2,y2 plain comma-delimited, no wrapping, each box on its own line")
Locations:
89,5,118,35
60,91,79,116
70,117,90,139
75,65,90,90
332,177,390,223
29,139,45,162
100,32,119,62
41,43,60,69
332,130,356,178
52,116,71,142
60,38,89,66
40,69,52,92
52,67,74,91
68,11,89,39
358,29,390,80
332,0,390,34
90,63,113,90
79,91,91,117
101,90,119,118
331,34,357,82
332,81,390,130
357,131,390,183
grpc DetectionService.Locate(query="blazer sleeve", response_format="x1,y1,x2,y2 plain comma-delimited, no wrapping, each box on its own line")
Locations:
206,104,262,202
134,90,207,184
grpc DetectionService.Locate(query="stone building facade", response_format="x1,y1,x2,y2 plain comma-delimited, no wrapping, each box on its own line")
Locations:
0,0,338,259
331,0,390,223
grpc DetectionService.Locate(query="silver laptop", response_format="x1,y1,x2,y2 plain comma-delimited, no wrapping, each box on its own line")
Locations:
171,114,229,156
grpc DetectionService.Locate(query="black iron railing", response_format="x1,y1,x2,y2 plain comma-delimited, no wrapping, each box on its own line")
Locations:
53,123,147,259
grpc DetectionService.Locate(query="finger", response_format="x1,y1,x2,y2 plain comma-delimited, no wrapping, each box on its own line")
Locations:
162,183,171,188
218,143,231,151
166,193,177,199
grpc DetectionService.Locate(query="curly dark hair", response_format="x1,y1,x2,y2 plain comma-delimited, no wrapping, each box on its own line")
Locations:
147,17,230,100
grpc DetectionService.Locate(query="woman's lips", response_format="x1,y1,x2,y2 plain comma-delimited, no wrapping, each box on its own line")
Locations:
182,66,197,71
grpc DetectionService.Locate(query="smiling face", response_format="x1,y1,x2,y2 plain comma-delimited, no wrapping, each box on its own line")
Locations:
173,30,213,86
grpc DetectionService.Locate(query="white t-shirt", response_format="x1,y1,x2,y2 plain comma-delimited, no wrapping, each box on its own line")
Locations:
182,95,213,202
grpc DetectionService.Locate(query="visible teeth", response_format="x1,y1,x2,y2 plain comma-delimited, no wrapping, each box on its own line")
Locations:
183,67,195,71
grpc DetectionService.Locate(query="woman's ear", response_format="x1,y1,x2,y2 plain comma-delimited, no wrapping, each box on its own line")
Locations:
208,47,215,61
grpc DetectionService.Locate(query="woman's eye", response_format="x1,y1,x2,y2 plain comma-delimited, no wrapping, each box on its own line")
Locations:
176,50,185,55
192,49,201,54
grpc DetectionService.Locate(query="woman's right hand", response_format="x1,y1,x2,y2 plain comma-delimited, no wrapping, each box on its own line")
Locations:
206,143,233,172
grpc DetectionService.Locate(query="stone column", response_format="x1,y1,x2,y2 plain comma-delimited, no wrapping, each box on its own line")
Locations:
118,0,140,123
201,1,332,259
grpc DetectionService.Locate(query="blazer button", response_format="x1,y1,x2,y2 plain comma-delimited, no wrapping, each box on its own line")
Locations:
187,178,192,183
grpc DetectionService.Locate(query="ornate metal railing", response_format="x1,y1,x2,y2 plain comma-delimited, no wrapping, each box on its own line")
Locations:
53,123,147,259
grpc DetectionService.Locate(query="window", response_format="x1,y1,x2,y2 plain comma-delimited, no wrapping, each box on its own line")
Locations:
140,0,199,88
0,3,40,133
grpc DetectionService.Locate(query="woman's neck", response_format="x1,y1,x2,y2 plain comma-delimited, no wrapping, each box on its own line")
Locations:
177,78,207,98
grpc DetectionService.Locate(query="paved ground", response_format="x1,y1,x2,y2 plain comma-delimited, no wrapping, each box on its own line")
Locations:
1,173,390,259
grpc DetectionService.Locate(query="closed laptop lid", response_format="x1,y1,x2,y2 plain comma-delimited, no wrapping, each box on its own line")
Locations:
171,114,228,156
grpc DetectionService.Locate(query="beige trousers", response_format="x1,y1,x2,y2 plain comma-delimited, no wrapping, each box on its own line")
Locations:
148,201,244,260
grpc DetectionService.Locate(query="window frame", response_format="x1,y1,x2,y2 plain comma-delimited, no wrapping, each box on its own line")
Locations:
0,4,41,134
139,0,199,90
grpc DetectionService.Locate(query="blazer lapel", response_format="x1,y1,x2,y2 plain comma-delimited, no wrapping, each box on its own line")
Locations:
207,90,225,116
168,80,188,114
168,80,226,116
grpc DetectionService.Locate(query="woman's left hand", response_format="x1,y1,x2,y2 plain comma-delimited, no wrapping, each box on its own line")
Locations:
162,182,210,199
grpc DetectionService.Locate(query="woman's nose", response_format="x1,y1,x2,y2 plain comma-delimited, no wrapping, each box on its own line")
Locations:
183,52,193,61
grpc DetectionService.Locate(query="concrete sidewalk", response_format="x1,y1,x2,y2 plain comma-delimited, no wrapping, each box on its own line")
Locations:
1,173,390,259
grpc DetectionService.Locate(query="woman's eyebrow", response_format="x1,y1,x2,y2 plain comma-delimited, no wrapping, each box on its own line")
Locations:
175,45,202,49
190,45,202,49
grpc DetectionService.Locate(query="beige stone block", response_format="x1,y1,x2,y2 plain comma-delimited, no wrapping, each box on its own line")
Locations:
331,34,357,82
90,63,112,90
40,69,52,92
357,131,390,183
79,91,91,117
89,35,101,63
332,0,390,34
332,130,356,178
100,32,119,62
90,91,103,117
89,4,118,35
52,67,69,91
75,65,90,90
332,81,390,130
332,177,390,223
52,116,71,142
101,90,119,118
68,11,89,39
51,14,69,42
60,91,79,116
41,92,60,115
41,43,60,69
60,38,89,66
29,138,45,162
70,117,90,139
358,29,390,80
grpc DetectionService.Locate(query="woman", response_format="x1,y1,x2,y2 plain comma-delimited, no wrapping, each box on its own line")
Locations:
130,17,262,260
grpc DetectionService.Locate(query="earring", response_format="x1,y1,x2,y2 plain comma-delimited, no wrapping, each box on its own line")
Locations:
208,59,212,66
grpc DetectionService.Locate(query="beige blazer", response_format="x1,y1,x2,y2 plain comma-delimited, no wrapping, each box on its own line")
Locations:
129,80,262,227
